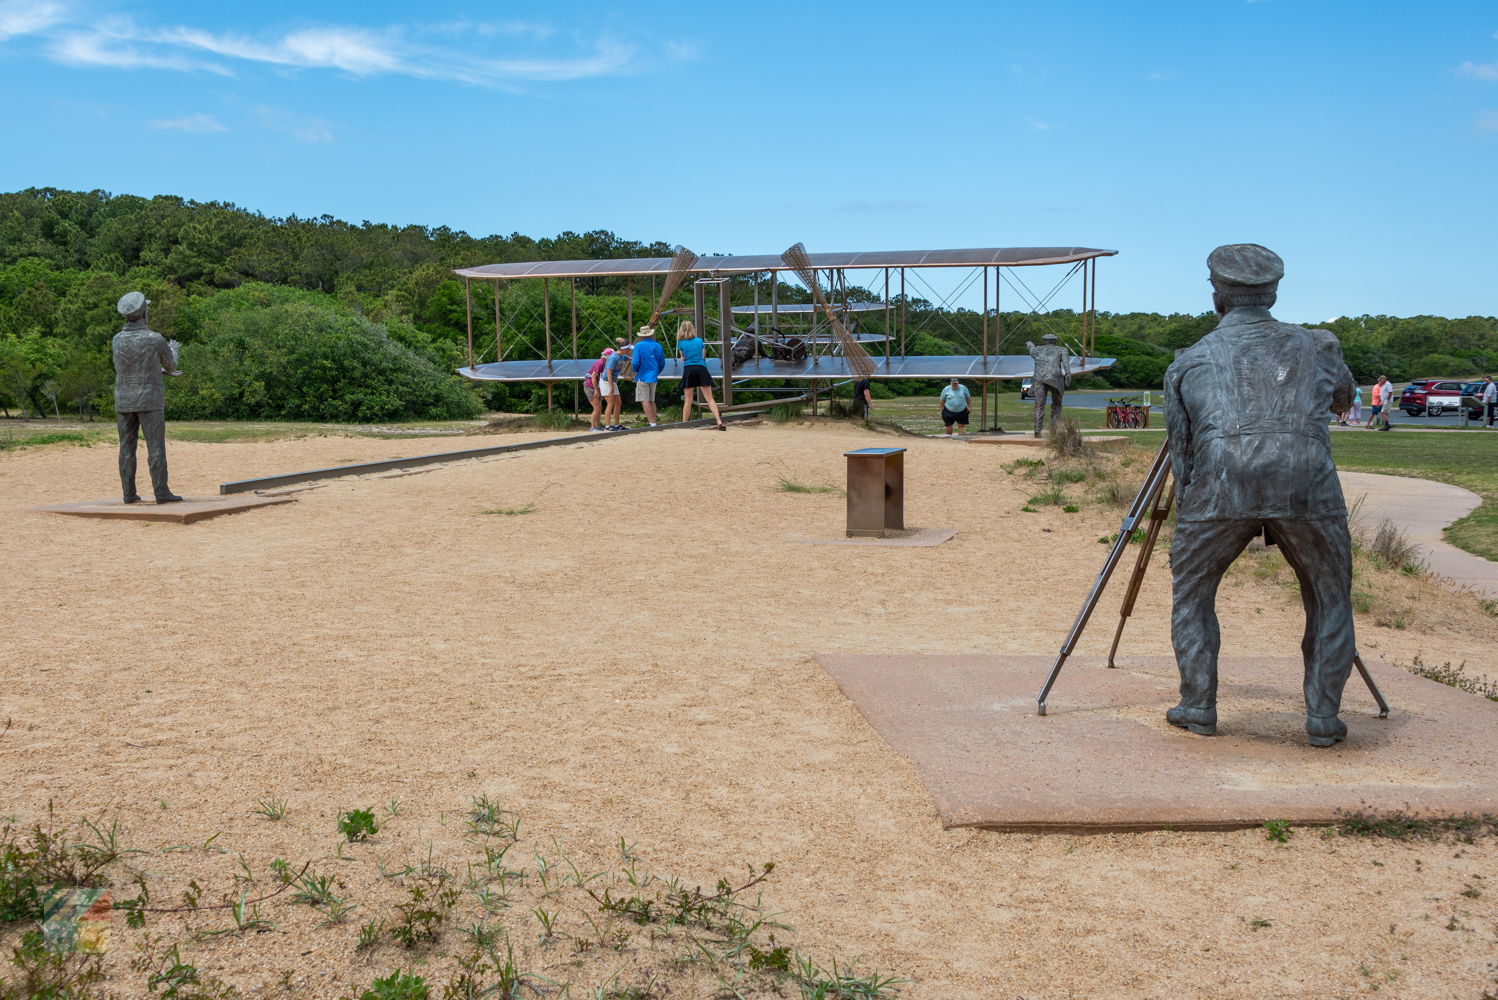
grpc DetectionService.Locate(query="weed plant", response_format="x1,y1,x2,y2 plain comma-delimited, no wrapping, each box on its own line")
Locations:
1027,484,1068,507
339,808,380,842
1395,655,1498,701
770,403,805,424
1046,416,1094,459
532,409,573,432
1333,807,1498,841
251,796,287,821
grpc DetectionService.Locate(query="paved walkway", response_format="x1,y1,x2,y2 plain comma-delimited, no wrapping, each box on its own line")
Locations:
1339,471,1498,599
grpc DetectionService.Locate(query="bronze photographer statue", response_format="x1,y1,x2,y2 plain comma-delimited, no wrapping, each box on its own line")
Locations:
1026,333,1070,437
1163,245,1358,746
112,292,183,504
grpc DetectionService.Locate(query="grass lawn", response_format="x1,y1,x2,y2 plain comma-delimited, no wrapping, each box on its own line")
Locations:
0,414,524,450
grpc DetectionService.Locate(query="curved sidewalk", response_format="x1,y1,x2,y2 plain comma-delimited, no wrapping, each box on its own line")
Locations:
1338,471,1498,599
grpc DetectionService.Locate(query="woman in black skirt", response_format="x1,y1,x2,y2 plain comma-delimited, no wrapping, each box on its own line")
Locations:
676,321,725,430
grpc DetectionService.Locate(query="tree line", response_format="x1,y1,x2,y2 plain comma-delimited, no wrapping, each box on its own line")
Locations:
1,187,1492,420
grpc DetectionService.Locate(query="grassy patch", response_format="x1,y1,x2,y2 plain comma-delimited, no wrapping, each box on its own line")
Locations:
1331,431,1498,562
1334,807,1498,841
1394,655,1498,701
776,476,844,495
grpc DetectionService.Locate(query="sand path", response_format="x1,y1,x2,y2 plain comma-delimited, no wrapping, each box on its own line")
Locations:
1,424,1495,998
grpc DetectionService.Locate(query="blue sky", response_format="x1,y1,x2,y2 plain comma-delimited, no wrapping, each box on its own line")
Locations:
1,0,1495,321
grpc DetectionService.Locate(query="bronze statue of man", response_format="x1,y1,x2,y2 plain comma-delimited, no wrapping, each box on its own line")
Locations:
1163,245,1357,747
1026,333,1069,437
112,292,183,504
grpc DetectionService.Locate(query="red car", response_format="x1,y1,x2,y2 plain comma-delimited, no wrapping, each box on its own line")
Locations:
1397,379,1465,417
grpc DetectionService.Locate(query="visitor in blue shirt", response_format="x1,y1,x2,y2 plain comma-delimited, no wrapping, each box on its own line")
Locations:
631,327,666,426
676,320,724,430
940,377,971,436
601,345,628,430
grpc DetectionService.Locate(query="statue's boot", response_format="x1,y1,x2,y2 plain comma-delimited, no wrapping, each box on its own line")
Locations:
123,494,142,504
1166,703,1217,736
1306,715,1347,748
156,493,184,504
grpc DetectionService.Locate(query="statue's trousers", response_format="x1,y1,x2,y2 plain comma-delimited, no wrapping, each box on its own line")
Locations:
117,409,170,500
1169,516,1356,722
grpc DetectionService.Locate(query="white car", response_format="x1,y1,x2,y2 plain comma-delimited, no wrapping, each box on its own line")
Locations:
1019,379,1034,400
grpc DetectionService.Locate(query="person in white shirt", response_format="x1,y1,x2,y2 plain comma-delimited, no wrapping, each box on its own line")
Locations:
1482,376,1497,428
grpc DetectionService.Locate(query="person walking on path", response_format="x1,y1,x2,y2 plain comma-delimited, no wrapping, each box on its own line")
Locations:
1341,385,1361,425
112,291,184,503
1483,376,1497,428
631,326,666,426
853,376,873,421
1163,244,1358,747
940,377,971,435
585,348,612,431
601,344,630,430
1366,376,1388,429
676,321,725,430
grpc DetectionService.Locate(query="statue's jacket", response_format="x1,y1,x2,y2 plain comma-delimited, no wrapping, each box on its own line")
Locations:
112,322,176,412
1164,308,1356,523
1028,344,1071,389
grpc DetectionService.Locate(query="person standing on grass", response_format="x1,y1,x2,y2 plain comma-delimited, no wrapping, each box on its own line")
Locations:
676,320,725,430
601,344,630,430
940,377,971,435
585,348,612,431
853,376,873,421
631,326,666,426
1483,375,1497,428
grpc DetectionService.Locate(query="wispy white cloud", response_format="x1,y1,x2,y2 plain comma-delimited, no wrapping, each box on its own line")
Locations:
148,112,227,133
1146,70,1179,81
247,103,334,143
837,199,921,212
1024,117,1060,131
0,0,62,40
1477,110,1498,132
9,8,639,86
1459,60,1498,82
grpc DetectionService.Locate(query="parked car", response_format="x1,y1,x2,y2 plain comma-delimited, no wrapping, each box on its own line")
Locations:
1398,379,1465,417
1019,378,1034,400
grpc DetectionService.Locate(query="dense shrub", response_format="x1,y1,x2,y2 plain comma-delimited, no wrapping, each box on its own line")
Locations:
166,298,482,422
1407,353,1476,379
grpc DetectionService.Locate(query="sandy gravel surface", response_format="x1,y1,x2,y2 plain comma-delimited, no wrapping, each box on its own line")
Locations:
1,423,1496,998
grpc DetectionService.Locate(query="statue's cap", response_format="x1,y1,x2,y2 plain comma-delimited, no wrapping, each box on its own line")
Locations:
116,291,149,316
1041,333,1059,342
1207,244,1283,288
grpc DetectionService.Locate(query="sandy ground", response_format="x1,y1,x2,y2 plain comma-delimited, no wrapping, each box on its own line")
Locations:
1,423,1496,998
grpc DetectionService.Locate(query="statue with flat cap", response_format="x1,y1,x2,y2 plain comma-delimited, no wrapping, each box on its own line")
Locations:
111,292,183,504
1026,332,1070,437
1163,244,1358,747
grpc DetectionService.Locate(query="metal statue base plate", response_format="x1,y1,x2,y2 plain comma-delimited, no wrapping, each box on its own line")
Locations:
27,495,296,525
814,653,1498,831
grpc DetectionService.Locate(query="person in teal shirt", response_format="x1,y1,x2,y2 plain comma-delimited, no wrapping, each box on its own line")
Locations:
676,320,724,430
940,377,971,435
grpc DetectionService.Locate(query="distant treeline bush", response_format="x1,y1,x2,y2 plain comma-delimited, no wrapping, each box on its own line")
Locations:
0,187,1492,419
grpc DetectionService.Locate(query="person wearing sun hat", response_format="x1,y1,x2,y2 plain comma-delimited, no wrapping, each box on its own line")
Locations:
111,291,184,503
630,326,665,426
1163,243,1358,748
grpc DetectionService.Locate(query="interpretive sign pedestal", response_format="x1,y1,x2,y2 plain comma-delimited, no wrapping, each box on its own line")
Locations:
845,447,904,538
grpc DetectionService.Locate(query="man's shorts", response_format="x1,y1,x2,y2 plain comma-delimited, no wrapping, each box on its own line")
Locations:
1371,404,1382,415
599,379,618,398
942,407,970,427
634,381,657,403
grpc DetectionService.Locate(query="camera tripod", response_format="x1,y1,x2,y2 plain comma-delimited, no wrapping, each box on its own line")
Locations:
1035,441,1390,719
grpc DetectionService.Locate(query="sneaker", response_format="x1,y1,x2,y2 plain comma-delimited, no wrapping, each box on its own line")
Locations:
648,423,657,427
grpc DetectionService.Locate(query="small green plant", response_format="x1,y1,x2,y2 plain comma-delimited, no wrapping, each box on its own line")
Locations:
468,795,521,839
769,402,805,423
1249,916,1273,929
1099,528,1147,545
358,969,430,1000
532,409,573,432
1333,806,1498,840
390,880,459,948
1396,656,1498,701
385,798,405,819
356,919,383,951
1264,819,1292,843
776,476,843,495
1049,467,1087,484
1062,504,1080,513
339,808,380,842
252,796,287,821
532,906,559,942
1027,484,1068,507
268,858,291,883
1020,505,1038,513
482,483,555,517
291,868,339,907
1,930,108,1000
